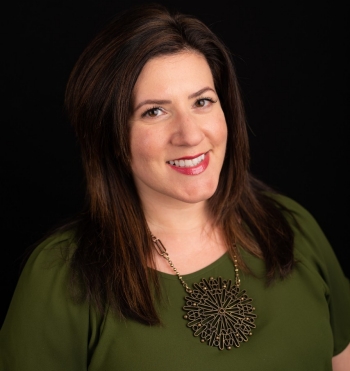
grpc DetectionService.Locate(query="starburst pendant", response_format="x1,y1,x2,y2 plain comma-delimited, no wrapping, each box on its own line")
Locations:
183,277,256,350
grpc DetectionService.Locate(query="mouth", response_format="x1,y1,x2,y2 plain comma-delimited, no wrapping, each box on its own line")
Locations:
166,153,205,168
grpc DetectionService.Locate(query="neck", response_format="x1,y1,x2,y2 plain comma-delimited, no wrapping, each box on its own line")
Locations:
141,194,228,274
142,197,211,236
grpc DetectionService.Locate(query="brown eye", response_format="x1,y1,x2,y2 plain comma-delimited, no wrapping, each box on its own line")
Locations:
196,99,206,107
148,108,161,117
142,107,162,118
194,97,216,108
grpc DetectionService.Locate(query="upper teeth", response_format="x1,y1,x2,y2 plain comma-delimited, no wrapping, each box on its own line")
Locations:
168,154,205,167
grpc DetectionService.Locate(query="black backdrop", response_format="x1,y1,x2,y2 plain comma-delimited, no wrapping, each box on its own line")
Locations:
1,0,349,327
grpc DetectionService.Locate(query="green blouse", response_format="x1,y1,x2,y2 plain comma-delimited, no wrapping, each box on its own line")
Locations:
1,195,349,370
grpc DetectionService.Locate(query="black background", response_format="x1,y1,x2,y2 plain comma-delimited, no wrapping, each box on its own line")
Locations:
1,0,349,327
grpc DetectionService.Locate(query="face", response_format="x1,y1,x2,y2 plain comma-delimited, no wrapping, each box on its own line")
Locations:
129,51,227,206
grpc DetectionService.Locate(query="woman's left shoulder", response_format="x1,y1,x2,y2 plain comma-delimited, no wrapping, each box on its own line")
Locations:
268,193,316,223
268,193,327,238
267,193,335,258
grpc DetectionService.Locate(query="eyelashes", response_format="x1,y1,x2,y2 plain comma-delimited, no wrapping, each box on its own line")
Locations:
141,106,163,118
140,97,217,118
195,97,217,107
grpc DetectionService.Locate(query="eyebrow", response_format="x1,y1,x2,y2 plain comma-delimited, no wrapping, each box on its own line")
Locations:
188,87,216,99
134,86,216,111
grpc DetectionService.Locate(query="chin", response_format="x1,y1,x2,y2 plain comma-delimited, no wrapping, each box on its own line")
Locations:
175,184,219,204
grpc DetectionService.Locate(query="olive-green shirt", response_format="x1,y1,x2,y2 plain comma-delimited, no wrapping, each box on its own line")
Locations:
1,195,349,370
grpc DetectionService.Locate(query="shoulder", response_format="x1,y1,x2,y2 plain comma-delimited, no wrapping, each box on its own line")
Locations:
268,193,323,236
31,228,77,254
269,193,347,278
266,193,332,260
13,229,79,311
24,229,77,271
268,193,315,221
0,230,91,368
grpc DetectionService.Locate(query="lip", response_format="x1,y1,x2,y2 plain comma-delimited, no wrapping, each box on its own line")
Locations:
167,152,209,175
173,153,203,160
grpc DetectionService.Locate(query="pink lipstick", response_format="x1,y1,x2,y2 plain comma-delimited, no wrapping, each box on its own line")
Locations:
167,153,209,175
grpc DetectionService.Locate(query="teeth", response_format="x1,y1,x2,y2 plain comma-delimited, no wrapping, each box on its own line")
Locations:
168,154,205,168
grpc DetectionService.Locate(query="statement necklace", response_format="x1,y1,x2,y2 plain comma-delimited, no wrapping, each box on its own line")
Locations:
151,234,257,350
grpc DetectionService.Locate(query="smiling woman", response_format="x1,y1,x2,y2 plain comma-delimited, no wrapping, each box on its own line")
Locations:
129,52,227,206
0,2,349,370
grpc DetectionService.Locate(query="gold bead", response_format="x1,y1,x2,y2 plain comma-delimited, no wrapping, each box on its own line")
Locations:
183,315,188,319
201,339,205,343
249,332,252,336
227,346,232,350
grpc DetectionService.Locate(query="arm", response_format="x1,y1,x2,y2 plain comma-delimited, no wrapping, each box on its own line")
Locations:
0,233,89,370
332,343,350,371
276,195,350,369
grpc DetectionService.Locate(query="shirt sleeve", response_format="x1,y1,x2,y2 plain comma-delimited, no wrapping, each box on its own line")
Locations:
0,232,90,371
277,194,350,355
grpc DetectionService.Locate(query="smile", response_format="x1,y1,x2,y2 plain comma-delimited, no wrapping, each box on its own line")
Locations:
167,154,205,168
166,153,209,175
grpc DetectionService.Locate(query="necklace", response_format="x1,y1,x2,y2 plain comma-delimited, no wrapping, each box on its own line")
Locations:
151,234,257,351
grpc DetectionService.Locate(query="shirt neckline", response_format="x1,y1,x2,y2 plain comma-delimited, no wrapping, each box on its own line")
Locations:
156,252,230,281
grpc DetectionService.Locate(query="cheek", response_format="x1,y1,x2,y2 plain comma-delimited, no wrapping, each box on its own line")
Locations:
221,121,228,143
212,113,228,146
130,126,163,164
130,134,145,162
130,127,148,161
130,133,150,181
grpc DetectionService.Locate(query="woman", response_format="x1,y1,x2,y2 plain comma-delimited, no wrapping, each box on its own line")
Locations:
1,3,349,370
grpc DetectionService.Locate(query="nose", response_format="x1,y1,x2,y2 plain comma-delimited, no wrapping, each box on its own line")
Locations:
170,112,205,147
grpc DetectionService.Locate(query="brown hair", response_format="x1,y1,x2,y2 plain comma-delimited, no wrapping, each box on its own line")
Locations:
64,2,295,324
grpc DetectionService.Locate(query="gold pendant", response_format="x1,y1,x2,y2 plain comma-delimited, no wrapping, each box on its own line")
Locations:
183,277,256,350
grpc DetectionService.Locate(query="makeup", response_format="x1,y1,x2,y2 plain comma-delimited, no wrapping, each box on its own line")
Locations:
167,153,209,175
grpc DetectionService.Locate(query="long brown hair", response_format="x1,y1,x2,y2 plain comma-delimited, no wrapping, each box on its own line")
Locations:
64,2,295,324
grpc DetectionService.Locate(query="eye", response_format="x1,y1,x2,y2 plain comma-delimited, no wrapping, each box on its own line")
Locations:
141,106,164,118
194,97,217,108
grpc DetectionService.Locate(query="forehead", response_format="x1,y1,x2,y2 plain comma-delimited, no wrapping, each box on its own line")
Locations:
133,51,215,98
